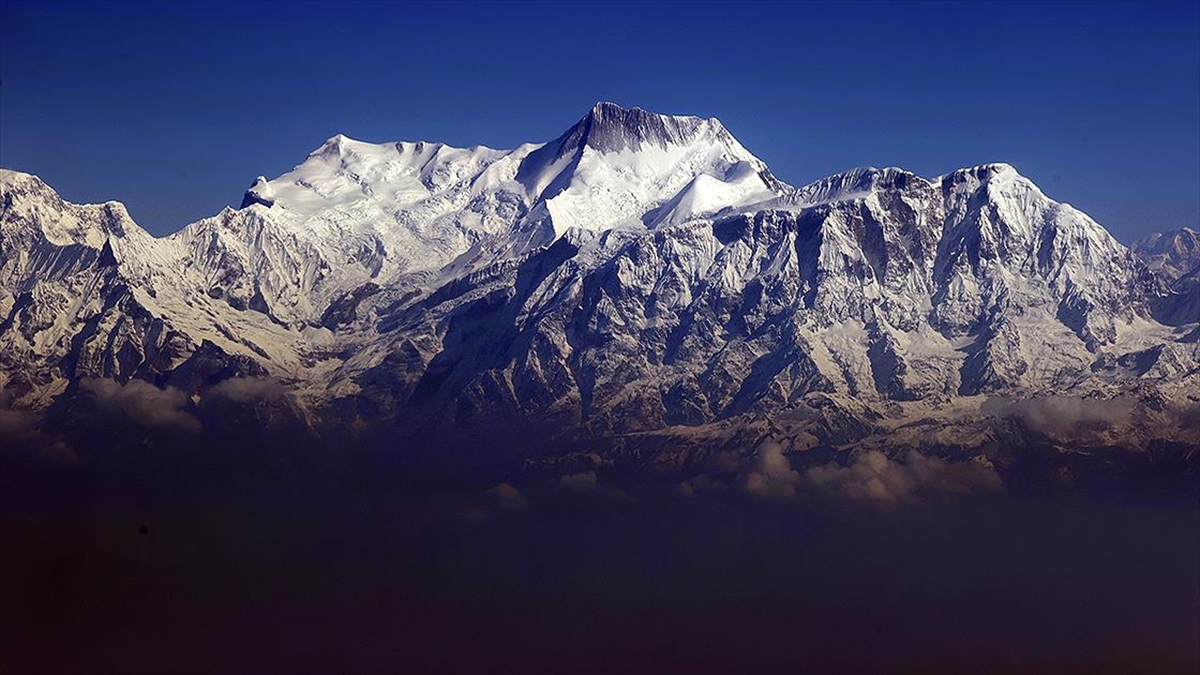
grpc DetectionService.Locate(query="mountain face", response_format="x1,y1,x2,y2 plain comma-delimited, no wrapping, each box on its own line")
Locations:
1133,228,1200,329
2,104,1197,482
1134,227,1200,284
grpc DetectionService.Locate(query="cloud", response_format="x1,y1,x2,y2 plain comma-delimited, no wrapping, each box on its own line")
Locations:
726,441,1002,504
803,450,1002,504
203,377,288,403
0,407,40,445
38,440,80,463
486,483,531,513
462,482,532,523
558,471,600,493
677,473,729,499
738,441,801,501
983,395,1135,436
81,378,200,432
556,471,635,503
0,407,79,462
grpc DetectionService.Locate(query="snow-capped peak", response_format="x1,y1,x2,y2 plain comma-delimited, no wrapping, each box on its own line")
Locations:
782,166,927,207
240,175,276,209
209,103,791,261
310,133,363,158
1133,226,1200,285
560,101,729,155
945,162,1019,178
0,169,146,248
507,102,788,240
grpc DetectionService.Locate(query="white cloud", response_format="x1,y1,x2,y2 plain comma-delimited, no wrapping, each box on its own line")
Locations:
677,473,728,499
0,407,79,462
556,471,635,503
738,440,802,501
486,482,531,513
726,441,1002,504
462,482,532,523
203,377,288,403
81,378,199,432
0,407,39,444
983,395,1134,436
558,471,600,493
803,450,1002,504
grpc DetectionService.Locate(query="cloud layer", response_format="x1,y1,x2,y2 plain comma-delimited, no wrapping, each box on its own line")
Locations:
81,379,199,432
202,377,288,403
983,395,1135,436
738,441,802,501
803,450,1002,503
729,441,1003,504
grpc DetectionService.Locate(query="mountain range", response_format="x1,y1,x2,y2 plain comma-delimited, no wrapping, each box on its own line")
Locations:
2,103,1197,487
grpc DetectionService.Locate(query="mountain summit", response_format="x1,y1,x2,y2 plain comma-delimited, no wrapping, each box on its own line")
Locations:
560,102,737,154
510,102,784,240
1,105,1197,476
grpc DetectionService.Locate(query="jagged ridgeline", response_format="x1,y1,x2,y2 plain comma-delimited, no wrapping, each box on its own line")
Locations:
2,103,1197,478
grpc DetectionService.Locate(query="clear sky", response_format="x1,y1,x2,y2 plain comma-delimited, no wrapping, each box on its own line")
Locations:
1,0,1197,242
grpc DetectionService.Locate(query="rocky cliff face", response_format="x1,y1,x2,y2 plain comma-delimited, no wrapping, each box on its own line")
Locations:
2,105,1197,480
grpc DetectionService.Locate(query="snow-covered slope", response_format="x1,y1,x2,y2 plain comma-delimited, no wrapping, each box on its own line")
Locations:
2,104,1197,474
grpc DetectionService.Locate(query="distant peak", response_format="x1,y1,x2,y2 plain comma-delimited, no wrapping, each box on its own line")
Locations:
240,175,276,209
559,102,724,155
1134,226,1199,251
584,100,693,121
976,162,1017,174
946,163,1019,181
1151,226,1199,238
0,168,46,188
789,166,925,206
310,133,366,158
588,101,628,116
824,166,920,184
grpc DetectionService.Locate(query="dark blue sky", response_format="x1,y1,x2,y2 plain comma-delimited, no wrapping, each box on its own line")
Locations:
1,1,1197,242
